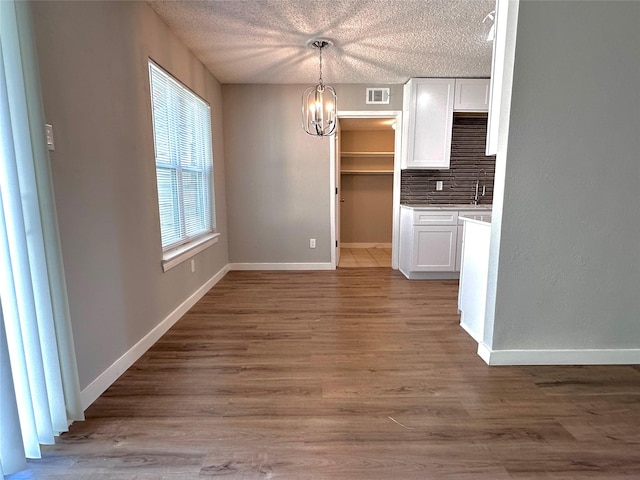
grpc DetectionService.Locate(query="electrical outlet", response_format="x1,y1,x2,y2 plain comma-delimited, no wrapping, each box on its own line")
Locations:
309,238,316,249
436,180,443,191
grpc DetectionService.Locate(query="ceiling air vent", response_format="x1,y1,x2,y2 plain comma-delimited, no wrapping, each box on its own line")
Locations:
366,87,390,105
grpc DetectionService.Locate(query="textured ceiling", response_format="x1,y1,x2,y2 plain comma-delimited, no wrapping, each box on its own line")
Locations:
146,0,496,84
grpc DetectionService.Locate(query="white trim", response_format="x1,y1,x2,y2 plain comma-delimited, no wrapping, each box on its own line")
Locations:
330,131,337,269
477,342,492,364
228,262,333,271
477,344,640,366
460,318,482,344
80,264,230,409
341,243,391,249
331,110,403,271
391,113,403,270
162,232,220,272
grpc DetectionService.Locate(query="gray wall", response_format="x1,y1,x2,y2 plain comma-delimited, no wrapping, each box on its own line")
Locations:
489,1,640,350
340,174,393,244
222,83,402,264
222,84,331,263
335,84,404,112
31,1,229,390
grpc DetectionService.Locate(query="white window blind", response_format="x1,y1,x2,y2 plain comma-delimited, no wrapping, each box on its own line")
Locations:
149,61,214,250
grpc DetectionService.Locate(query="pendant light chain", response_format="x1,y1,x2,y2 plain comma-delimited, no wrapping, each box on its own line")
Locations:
318,45,323,85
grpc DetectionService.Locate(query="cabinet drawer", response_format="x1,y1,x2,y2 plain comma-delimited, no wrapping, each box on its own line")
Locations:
413,211,458,226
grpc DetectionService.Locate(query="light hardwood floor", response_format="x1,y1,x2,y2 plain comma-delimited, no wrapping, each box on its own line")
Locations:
339,247,391,268
12,269,640,479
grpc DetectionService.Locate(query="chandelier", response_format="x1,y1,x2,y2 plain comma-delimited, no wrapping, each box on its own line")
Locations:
301,39,337,137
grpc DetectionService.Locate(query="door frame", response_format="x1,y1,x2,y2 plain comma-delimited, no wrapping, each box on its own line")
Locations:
329,110,403,270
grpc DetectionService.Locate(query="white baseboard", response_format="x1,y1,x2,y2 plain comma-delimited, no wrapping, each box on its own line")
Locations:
228,262,333,271
400,268,459,280
477,343,640,365
477,343,492,364
459,320,482,344
80,264,230,409
341,243,392,249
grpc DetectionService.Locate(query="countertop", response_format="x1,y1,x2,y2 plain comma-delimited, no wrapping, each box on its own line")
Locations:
400,204,492,211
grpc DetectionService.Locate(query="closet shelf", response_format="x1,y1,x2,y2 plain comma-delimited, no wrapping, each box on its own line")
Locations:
341,151,394,157
341,169,394,175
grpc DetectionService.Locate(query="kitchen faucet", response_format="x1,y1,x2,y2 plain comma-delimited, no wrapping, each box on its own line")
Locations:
472,169,486,205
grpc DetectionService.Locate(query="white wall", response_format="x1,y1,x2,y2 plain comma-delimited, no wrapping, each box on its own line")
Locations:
488,1,640,353
31,1,229,394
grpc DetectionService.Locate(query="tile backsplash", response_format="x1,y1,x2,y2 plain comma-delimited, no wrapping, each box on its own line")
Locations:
401,114,496,205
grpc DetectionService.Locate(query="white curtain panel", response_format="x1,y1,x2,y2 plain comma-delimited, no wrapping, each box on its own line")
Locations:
0,0,83,476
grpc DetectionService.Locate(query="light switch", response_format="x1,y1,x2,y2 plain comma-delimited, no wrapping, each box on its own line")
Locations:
436,180,443,191
45,124,55,151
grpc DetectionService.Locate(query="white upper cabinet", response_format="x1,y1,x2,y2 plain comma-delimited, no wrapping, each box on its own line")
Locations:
454,78,490,112
402,78,455,169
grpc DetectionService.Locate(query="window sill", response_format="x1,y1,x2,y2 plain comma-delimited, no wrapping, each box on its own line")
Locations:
161,232,220,272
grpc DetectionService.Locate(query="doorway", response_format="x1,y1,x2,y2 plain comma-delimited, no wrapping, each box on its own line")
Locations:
329,111,402,269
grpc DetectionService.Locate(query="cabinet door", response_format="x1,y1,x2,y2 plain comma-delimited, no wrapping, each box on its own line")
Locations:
456,210,491,271
403,78,455,169
454,79,490,112
413,226,457,271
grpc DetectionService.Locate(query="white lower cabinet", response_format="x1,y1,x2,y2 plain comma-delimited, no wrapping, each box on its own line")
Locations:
458,219,492,343
399,206,459,279
456,209,491,271
413,226,457,271
400,206,491,279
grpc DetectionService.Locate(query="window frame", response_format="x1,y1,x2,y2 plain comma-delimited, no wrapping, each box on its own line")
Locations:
148,60,218,271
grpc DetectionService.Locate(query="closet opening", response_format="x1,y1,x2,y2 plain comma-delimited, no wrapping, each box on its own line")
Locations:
331,114,401,269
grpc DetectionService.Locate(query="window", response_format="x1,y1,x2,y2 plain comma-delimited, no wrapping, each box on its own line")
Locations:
148,61,215,260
